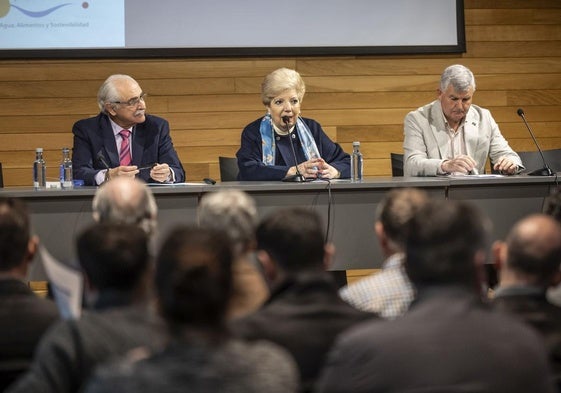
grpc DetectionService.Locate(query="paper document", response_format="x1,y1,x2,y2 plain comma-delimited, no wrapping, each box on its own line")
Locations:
39,245,83,320
450,174,505,178
146,182,205,186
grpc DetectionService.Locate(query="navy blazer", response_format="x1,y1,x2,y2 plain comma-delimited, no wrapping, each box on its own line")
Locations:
236,117,350,181
72,113,185,186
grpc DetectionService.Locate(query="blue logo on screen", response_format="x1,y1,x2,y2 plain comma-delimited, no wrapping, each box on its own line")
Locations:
0,1,77,18
11,3,71,17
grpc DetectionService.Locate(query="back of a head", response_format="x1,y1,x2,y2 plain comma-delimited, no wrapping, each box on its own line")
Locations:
378,188,430,251
406,199,490,288
506,214,561,285
198,189,258,255
257,207,325,272
544,190,561,225
0,197,30,271
92,177,157,236
77,223,149,292
155,226,233,332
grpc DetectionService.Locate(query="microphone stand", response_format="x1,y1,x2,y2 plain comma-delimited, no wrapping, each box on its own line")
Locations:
281,116,306,182
517,108,553,176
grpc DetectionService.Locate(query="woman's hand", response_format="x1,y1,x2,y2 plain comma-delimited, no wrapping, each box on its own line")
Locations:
316,159,340,179
286,158,339,179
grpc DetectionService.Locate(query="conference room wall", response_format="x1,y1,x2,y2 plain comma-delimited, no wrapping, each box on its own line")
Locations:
0,0,560,186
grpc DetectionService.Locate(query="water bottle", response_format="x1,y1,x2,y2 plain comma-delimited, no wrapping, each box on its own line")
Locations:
59,147,73,189
33,147,46,189
350,141,363,182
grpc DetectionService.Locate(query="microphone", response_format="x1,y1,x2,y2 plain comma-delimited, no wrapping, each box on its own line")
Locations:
281,115,306,183
96,151,111,170
517,108,553,176
97,150,111,170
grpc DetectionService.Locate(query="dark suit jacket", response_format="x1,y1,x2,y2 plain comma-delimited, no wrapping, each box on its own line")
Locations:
72,113,185,186
231,272,374,393
7,292,164,393
492,286,561,388
317,285,555,393
0,279,59,391
236,117,350,181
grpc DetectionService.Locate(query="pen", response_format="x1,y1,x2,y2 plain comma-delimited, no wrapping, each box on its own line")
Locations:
138,163,157,171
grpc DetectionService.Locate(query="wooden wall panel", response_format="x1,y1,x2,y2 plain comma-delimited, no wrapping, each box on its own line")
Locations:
0,0,560,186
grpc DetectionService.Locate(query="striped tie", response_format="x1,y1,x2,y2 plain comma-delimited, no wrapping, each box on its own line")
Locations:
119,129,132,166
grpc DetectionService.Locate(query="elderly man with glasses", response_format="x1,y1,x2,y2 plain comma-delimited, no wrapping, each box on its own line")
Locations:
72,74,185,186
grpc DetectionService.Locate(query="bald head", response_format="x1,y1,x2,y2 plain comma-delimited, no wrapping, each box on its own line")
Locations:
505,214,561,285
92,177,157,236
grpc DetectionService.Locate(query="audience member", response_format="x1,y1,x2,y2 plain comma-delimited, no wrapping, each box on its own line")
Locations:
198,189,269,319
236,67,350,180
231,207,374,393
72,74,185,186
7,223,163,393
92,176,158,237
317,200,555,393
339,188,428,318
403,64,522,176
492,214,561,388
84,226,298,393
0,198,59,390
544,189,561,224
543,189,561,307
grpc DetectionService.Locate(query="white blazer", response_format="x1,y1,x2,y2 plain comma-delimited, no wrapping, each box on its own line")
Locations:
403,100,522,177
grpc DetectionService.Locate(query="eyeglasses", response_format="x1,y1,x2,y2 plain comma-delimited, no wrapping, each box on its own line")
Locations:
112,92,147,107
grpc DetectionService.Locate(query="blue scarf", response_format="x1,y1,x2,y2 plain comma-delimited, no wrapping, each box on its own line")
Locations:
259,114,320,166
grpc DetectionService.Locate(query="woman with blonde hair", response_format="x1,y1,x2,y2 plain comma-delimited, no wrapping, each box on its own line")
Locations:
236,68,350,181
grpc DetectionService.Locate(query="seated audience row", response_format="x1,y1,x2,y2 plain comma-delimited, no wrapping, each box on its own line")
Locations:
5,182,561,392
319,197,555,393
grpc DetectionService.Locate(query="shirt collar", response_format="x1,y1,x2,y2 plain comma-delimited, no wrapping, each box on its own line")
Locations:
272,122,295,136
109,118,133,137
493,285,546,299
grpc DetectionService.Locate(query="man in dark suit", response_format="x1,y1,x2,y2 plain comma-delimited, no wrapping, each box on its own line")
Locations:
492,214,561,388
0,197,59,390
317,200,555,393
231,207,374,393
72,74,185,186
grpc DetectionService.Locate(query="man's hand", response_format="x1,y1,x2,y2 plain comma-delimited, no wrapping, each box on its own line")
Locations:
441,155,477,174
107,165,139,180
150,163,171,182
493,156,518,175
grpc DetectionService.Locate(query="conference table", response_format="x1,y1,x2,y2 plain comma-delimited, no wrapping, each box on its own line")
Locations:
0,175,557,281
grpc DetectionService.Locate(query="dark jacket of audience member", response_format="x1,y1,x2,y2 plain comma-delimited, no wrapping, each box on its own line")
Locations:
231,208,374,393
7,223,163,393
317,200,555,393
0,198,59,390
84,227,298,393
492,214,561,389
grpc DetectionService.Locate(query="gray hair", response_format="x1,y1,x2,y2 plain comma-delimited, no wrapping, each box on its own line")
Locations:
261,68,306,106
97,74,138,114
440,64,476,93
198,189,258,255
92,177,158,236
